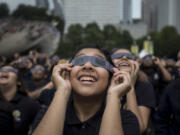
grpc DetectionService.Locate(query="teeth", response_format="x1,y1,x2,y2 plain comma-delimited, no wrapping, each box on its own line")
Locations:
119,63,129,66
80,77,95,82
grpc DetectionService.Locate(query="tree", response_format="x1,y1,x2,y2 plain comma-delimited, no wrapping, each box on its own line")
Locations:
156,26,180,58
12,4,48,20
0,3,9,18
84,22,104,44
56,24,84,58
137,26,180,58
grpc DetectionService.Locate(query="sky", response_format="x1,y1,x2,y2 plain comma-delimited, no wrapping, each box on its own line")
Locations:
0,0,142,18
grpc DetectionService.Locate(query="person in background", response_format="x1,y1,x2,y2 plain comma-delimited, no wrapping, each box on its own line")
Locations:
26,64,53,99
32,44,140,135
165,58,179,80
111,48,155,134
175,60,180,77
155,78,180,135
140,54,172,106
0,65,41,135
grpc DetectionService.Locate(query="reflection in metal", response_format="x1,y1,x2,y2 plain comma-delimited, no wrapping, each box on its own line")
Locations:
0,19,61,57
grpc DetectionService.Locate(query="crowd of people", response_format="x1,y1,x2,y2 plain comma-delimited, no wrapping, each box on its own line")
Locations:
0,45,180,135
0,18,60,41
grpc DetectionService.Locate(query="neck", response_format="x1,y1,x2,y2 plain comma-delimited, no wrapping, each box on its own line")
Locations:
0,85,17,101
73,93,105,122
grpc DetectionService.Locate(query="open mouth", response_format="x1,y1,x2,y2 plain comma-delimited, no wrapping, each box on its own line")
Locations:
0,74,9,79
78,74,97,84
118,62,130,68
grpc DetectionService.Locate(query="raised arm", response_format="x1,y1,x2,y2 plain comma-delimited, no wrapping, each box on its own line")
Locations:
126,62,151,134
154,57,171,82
99,69,136,135
32,63,72,135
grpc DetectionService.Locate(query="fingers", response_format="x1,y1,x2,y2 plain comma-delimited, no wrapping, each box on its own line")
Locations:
52,63,72,80
112,71,131,85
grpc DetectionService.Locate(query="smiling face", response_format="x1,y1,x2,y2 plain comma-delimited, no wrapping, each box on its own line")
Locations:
70,48,110,97
31,65,46,81
0,66,18,87
112,49,135,73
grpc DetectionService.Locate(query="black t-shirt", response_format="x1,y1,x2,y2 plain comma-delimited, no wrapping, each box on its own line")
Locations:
10,93,41,135
121,81,156,109
135,81,156,109
31,97,140,135
155,78,180,135
0,103,14,135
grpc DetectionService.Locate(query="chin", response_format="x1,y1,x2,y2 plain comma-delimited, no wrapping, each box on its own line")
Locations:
73,87,105,98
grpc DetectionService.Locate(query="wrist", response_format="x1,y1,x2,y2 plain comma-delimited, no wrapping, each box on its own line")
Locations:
55,88,71,101
106,94,122,107
107,93,121,102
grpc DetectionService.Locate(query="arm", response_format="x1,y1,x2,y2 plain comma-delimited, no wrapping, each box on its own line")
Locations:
99,69,139,135
32,63,72,135
27,82,54,99
154,57,171,82
100,93,124,135
126,62,151,134
126,88,151,134
137,70,149,83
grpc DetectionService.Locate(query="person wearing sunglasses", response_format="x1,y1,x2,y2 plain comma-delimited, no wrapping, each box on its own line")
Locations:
111,48,156,134
0,65,41,135
32,45,140,135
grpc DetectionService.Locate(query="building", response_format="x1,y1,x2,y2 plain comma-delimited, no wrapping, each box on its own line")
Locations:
120,0,133,24
36,0,49,9
142,0,158,32
157,0,180,33
116,22,148,39
64,0,121,32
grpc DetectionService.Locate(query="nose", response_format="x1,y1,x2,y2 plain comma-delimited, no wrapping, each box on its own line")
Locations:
121,56,128,60
82,61,94,70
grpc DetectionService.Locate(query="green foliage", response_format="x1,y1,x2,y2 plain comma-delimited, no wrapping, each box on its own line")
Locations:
136,26,180,58
12,4,48,20
0,3,9,18
56,23,134,58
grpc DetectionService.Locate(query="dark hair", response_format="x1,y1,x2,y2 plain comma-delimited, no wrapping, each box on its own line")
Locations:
111,47,130,54
71,44,114,78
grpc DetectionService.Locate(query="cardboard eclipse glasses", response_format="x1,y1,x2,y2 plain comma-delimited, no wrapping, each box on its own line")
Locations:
0,67,18,73
71,56,113,73
111,53,136,61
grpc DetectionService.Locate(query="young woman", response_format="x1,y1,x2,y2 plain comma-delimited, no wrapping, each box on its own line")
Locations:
0,65,41,135
111,48,156,134
32,45,140,135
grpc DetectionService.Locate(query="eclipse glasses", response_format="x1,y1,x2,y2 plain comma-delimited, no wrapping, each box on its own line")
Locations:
71,56,113,73
0,67,18,73
111,53,136,61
